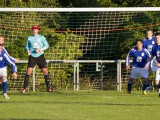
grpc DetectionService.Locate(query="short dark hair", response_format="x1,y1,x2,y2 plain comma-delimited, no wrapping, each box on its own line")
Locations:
146,28,153,33
136,39,143,44
155,32,160,36
0,35,4,38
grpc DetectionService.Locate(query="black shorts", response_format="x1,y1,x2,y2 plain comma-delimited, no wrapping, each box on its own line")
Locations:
27,54,47,69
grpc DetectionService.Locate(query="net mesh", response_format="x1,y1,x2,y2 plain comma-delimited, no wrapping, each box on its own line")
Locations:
0,11,160,91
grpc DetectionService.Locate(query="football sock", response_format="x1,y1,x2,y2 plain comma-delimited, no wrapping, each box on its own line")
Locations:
146,83,151,92
24,74,30,89
44,74,50,88
142,82,147,91
3,82,7,94
127,81,133,92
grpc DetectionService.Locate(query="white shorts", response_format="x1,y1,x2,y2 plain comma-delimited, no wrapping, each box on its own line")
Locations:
150,57,157,72
130,66,148,79
0,67,7,77
155,68,160,81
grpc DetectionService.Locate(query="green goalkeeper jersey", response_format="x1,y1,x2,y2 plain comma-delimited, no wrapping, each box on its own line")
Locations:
25,34,49,58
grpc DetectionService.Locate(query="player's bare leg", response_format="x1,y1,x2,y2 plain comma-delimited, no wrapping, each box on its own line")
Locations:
0,76,2,84
154,69,160,97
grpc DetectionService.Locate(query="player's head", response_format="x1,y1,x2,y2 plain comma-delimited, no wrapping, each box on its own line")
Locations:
0,35,4,46
32,25,39,35
136,39,143,50
155,32,160,45
146,29,153,39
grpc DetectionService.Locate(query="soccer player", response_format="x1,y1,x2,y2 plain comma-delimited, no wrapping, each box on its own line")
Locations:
143,29,156,71
0,36,17,99
0,36,19,84
21,25,52,93
0,36,19,62
146,32,160,97
126,39,151,94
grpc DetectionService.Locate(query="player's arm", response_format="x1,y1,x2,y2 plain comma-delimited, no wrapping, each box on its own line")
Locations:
41,36,49,50
4,53,17,79
145,55,154,69
145,46,156,68
36,36,49,53
125,49,133,71
144,49,152,69
25,38,31,55
2,46,19,62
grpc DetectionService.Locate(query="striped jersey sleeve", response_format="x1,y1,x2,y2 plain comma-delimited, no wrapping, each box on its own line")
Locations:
4,53,17,73
126,49,134,66
144,48,151,58
2,46,16,62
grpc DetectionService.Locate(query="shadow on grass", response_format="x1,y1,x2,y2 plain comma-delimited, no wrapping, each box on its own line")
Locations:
1,100,160,107
8,91,104,96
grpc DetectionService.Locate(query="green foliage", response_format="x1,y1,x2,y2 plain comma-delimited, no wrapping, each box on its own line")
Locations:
117,12,160,59
0,0,59,7
0,9,85,90
43,31,85,90
0,0,160,8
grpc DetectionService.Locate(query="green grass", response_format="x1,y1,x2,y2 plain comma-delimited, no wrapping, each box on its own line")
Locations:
0,90,160,120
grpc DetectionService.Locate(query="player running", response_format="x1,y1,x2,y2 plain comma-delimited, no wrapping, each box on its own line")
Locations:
21,25,52,93
0,36,17,99
126,39,151,94
146,32,160,97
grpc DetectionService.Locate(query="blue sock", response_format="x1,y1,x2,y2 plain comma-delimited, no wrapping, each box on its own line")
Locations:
142,83,146,91
146,83,151,92
127,82,133,92
3,82,7,94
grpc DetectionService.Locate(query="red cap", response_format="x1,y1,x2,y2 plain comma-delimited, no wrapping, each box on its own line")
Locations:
32,25,40,30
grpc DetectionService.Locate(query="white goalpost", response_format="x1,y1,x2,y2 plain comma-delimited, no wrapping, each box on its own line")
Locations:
0,7,160,12
0,7,160,91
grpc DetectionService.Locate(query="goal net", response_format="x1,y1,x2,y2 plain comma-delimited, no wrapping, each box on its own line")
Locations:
0,8,159,91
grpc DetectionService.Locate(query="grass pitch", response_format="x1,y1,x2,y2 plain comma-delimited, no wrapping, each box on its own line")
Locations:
0,90,160,120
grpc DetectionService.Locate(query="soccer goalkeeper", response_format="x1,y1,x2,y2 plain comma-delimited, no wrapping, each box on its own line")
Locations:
21,25,52,93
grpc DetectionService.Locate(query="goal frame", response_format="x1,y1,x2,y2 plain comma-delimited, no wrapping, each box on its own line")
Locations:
0,7,160,12
1,7,159,91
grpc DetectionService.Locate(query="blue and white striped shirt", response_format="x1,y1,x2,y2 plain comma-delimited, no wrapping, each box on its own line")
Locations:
152,44,160,63
126,47,151,68
0,48,17,73
2,46,16,62
142,37,156,54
